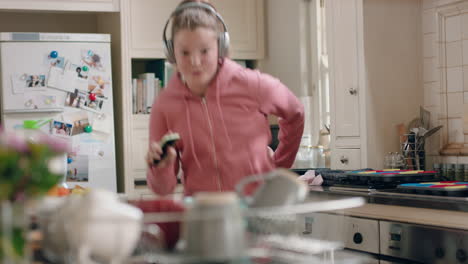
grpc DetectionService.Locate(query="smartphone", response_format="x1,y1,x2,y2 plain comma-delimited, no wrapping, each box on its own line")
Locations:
153,133,180,165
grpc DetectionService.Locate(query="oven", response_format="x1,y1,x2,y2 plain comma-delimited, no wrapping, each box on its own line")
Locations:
298,212,468,263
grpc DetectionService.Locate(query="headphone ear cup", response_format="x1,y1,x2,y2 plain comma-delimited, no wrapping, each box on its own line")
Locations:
218,32,230,58
165,39,176,64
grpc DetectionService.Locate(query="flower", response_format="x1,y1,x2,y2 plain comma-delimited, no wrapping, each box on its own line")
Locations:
0,129,69,202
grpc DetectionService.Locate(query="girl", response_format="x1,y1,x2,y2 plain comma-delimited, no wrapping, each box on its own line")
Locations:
146,0,304,196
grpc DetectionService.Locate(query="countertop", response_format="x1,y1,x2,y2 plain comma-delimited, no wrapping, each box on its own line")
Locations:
308,187,468,230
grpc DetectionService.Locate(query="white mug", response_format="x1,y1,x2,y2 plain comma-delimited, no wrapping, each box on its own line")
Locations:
182,192,246,261
236,168,308,208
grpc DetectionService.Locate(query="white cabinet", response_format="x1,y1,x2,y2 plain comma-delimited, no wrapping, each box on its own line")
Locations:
327,0,423,169
0,0,119,12
328,0,360,138
212,0,264,59
128,0,178,58
128,0,264,59
331,148,361,170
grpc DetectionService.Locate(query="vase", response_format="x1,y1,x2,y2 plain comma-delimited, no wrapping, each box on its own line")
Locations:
0,200,29,264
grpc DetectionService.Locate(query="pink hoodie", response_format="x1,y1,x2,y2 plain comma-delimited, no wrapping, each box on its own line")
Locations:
147,59,304,196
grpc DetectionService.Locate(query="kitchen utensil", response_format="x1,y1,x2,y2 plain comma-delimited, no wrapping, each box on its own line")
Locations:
235,169,308,208
421,125,443,140
420,106,431,130
407,118,422,133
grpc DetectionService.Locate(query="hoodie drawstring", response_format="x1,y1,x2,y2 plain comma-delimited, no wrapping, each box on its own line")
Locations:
215,81,233,150
184,98,202,169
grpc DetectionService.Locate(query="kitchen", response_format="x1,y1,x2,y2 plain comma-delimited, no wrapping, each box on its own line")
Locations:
0,0,467,263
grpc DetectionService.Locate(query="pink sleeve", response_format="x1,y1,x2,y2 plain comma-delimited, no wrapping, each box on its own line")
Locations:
254,71,305,168
146,102,179,196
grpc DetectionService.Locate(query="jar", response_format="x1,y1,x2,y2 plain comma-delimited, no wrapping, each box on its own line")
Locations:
455,164,464,181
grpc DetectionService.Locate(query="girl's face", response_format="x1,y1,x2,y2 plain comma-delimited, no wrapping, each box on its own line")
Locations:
173,27,219,96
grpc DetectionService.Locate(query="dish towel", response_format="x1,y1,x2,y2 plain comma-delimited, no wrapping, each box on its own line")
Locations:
297,170,323,186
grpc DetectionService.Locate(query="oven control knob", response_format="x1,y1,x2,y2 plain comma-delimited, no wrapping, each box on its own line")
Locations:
353,232,363,244
435,247,444,259
457,249,467,262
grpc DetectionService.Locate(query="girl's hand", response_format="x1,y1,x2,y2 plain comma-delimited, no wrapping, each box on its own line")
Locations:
146,141,177,168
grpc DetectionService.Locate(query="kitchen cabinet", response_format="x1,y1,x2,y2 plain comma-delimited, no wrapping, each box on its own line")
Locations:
129,0,264,59
0,0,119,12
327,0,423,169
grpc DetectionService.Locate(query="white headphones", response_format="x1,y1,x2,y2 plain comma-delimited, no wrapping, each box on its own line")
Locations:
162,1,230,64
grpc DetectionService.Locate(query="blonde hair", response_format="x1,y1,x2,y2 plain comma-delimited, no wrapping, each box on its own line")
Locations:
171,0,223,40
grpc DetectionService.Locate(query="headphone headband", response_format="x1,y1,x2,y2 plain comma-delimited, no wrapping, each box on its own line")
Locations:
163,1,230,63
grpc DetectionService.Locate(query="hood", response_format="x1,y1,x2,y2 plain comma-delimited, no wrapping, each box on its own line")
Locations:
163,58,243,100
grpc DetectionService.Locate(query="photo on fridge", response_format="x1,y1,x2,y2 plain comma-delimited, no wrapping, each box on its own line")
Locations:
81,49,105,71
71,63,88,80
62,111,90,136
88,75,110,99
66,155,89,182
65,89,87,108
51,120,73,137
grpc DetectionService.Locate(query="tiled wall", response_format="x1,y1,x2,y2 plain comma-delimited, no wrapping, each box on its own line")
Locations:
422,0,468,163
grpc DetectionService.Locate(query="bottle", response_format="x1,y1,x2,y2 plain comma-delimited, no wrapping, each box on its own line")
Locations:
464,164,468,182
447,164,456,181
441,163,447,180
455,164,464,182
433,163,441,180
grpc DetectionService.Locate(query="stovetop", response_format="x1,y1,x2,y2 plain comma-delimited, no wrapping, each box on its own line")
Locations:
314,186,468,212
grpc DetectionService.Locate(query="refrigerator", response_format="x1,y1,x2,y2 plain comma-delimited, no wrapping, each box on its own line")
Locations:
0,32,117,192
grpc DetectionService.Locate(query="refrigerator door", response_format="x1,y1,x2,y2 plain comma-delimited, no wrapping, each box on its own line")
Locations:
0,37,117,192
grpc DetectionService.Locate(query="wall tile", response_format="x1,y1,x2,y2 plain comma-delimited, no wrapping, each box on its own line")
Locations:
464,91,468,103
424,33,436,58
425,83,441,107
446,15,462,42
440,92,448,118
463,40,468,65
447,66,463,92
464,103,468,133
447,92,463,117
424,58,437,82
446,41,462,67
464,67,468,91
462,13,468,39
448,118,464,143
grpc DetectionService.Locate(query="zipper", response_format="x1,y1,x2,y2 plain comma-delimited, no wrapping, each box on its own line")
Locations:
201,97,222,191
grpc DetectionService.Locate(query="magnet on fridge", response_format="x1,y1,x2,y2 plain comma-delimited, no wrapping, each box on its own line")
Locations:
20,74,27,81
24,99,33,108
98,150,104,157
49,51,58,59
87,50,94,56
67,157,73,164
82,66,89,72
84,125,92,133
97,113,106,120
89,93,96,101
